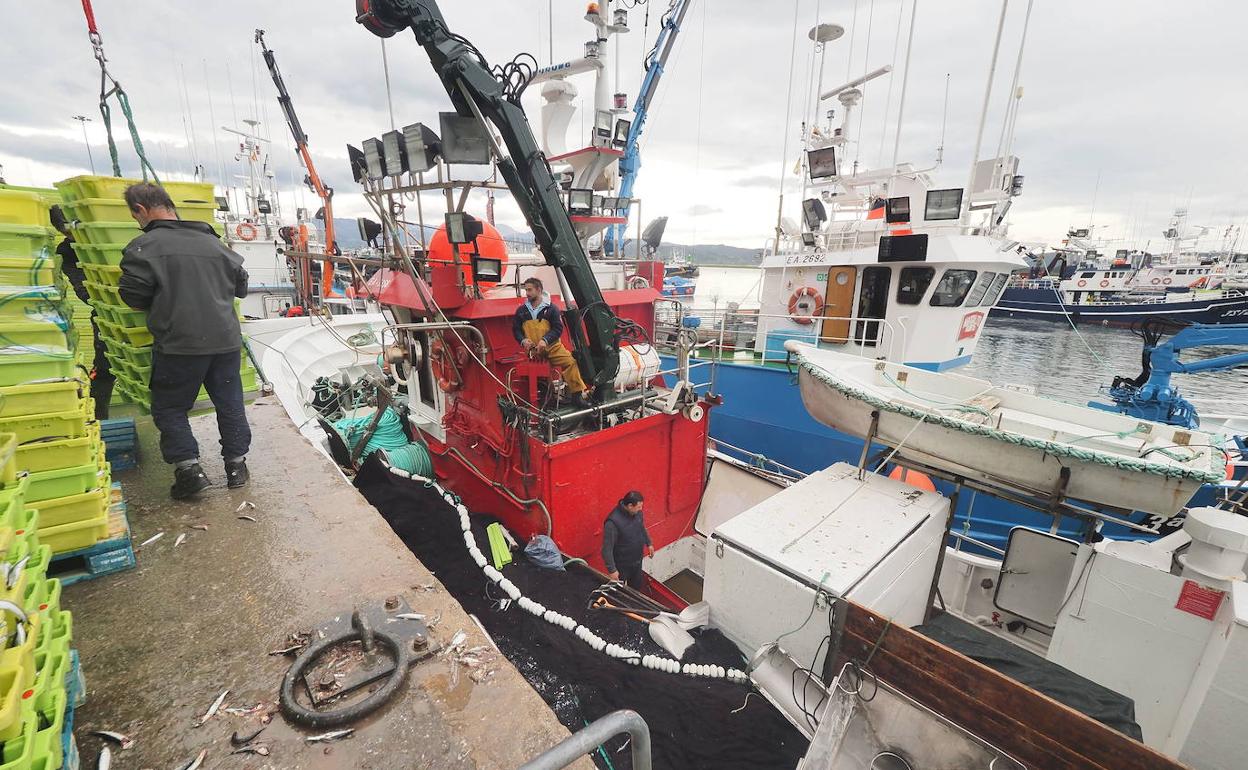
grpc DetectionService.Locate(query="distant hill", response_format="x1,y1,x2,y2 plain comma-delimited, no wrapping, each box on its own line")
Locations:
334,218,761,266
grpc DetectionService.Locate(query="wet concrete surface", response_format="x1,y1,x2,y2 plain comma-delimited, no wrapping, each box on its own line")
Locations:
64,399,590,769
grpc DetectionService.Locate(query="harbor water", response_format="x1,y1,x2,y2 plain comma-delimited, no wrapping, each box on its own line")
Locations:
692,265,1247,416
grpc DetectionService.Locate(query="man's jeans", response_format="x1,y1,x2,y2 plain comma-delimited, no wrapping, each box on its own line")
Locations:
150,350,252,464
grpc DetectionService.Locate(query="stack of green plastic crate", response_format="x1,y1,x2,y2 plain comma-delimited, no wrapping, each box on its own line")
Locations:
0,442,76,770
52,176,256,412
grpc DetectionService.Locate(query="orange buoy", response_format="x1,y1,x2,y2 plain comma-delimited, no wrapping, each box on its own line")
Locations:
888,466,937,492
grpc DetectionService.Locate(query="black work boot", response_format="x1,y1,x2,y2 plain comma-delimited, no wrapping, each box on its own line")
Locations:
225,459,250,489
171,464,211,500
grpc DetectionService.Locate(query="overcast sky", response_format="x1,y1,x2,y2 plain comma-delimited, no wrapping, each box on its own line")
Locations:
2,1,1246,253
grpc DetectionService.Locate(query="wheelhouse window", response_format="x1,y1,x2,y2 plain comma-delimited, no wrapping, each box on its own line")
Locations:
964,272,997,306
924,188,964,221
929,269,978,307
896,267,935,305
855,266,891,346
980,272,1011,306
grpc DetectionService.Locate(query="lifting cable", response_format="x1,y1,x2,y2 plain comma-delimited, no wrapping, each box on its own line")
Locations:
79,0,159,182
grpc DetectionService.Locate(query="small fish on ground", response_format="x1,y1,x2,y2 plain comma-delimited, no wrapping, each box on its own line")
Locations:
391,613,425,621
174,533,187,548
230,744,271,756
137,532,163,548
231,727,266,746
189,523,209,531
180,748,208,770
96,746,110,770
193,689,229,727
237,515,257,522
235,501,256,513
91,730,134,749
306,728,354,743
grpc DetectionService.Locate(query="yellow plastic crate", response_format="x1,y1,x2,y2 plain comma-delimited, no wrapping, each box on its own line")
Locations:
0,192,44,227
0,351,75,390
0,288,60,322
96,317,152,347
0,434,13,488
54,175,214,206
0,257,54,288
0,226,54,261
0,410,89,445
79,263,121,286
0,711,36,766
70,241,127,267
82,280,122,306
15,436,96,474
0,612,41,690
30,487,107,530
70,222,139,248
25,462,101,505
0,667,23,743
39,510,107,555
0,320,68,351
0,381,83,418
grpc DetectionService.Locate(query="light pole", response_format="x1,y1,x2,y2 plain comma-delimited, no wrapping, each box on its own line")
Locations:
72,115,95,173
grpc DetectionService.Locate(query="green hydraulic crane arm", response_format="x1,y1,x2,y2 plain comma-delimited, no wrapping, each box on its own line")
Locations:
354,0,622,396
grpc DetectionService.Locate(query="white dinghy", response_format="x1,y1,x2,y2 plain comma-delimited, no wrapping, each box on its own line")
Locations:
785,341,1226,516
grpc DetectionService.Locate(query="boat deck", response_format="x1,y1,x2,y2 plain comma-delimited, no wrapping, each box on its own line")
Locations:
63,399,589,769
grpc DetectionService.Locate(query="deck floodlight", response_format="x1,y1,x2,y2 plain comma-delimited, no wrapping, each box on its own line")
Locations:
439,112,491,164
382,129,408,176
595,110,613,139
585,40,601,59
924,188,964,221
362,137,387,180
347,144,368,183
472,256,503,283
568,188,594,216
885,196,911,224
801,198,827,231
612,118,631,148
402,122,441,173
807,147,838,180
801,232,818,247
445,212,484,246
214,196,230,212
357,217,383,247
257,196,272,215
613,8,629,29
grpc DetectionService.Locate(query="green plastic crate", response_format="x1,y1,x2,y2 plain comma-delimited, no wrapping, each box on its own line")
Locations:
29,486,107,530
69,241,127,267
54,175,214,206
0,410,90,445
58,197,129,224
91,301,145,329
15,436,96,474
25,463,102,504
0,288,60,322
82,280,121,306
0,226,54,261
0,192,45,227
119,341,152,368
70,222,139,247
0,320,68,352
0,381,83,418
79,263,121,286
0,351,75,389
40,505,107,553
95,317,152,347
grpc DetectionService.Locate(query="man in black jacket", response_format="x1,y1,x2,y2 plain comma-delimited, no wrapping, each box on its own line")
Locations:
119,183,252,499
49,205,114,418
601,491,654,589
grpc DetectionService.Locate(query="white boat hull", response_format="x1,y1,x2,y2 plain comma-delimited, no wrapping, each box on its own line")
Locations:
789,344,1224,516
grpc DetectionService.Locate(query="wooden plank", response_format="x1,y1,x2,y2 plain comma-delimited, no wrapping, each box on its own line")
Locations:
835,602,1187,770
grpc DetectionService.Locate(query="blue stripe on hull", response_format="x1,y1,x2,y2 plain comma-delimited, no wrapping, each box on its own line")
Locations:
671,355,1168,554
992,288,1248,325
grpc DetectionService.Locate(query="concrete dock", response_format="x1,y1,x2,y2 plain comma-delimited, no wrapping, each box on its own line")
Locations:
64,399,589,769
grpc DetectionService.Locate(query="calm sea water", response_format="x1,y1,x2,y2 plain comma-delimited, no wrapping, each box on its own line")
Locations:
693,266,1247,411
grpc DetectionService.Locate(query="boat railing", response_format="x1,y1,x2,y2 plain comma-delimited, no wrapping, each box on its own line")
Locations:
653,304,907,370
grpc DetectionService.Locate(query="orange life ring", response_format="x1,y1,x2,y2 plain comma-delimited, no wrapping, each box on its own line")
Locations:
1163,277,1172,285
235,222,258,241
1076,280,1087,288
1152,278,1161,285
430,338,460,393
788,287,823,325
1099,279,1110,288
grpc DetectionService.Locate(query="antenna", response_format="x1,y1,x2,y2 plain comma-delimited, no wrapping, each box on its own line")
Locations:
936,73,950,165
962,0,1009,226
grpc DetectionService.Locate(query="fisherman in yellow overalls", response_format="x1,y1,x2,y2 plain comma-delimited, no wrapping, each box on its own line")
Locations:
512,277,588,402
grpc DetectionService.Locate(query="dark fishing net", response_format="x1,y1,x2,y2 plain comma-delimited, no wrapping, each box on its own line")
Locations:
354,457,807,770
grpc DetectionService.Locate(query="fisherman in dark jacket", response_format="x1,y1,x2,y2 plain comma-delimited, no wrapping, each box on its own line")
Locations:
602,491,654,589
512,277,587,404
118,182,252,500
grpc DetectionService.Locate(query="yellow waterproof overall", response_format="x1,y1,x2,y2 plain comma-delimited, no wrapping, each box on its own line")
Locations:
522,319,587,394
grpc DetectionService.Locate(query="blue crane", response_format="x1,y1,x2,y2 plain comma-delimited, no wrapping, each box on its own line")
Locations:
1089,323,1248,430
607,0,694,257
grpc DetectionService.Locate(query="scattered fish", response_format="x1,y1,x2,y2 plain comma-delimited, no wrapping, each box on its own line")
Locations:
91,730,134,749
97,746,110,770
393,613,425,621
231,727,266,746
174,533,187,548
137,532,164,548
180,748,208,770
237,515,257,522
189,523,209,531
449,630,467,649
235,501,256,513
306,728,354,743
268,644,303,656
193,689,229,727
230,744,270,756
